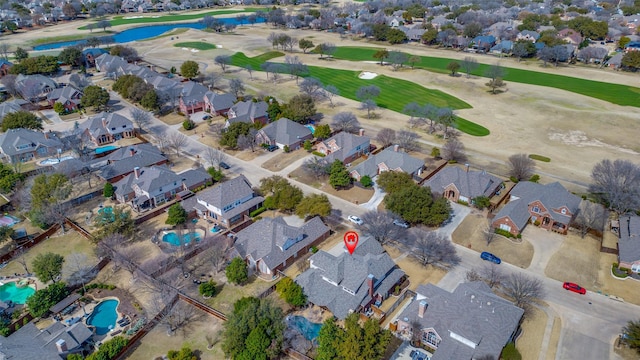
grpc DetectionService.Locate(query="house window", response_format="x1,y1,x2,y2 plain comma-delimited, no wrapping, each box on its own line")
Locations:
561,209,567,214
423,331,440,348
532,206,540,213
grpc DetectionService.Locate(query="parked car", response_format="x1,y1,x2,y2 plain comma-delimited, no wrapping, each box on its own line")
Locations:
563,282,586,295
480,251,501,264
219,162,230,169
267,145,278,152
202,114,211,120
348,215,363,225
393,219,409,228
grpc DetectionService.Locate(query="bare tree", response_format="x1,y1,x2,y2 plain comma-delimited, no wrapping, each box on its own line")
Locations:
229,78,245,98
244,65,253,80
214,55,231,73
331,112,360,134
358,210,406,246
501,272,544,317
436,107,456,138
130,107,151,133
441,139,466,162
169,133,188,156
508,154,535,181
1,74,18,97
360,99,377,119
573,200,607,238
203,239,228,273
238,128,259,152
388,51,408,71
480,263,503,289
409,230,461,268
0,43,9,61
303,157,330,177
404,102,426,129
114,244,144,281
69,73,90,90
299,77,324,99
323,85,339,108
485,63,505,81
204,147,227,170
589,159,640,214
484,221,496,245
396,130,421,152
376,128,396,148
461,57,478,78
15,247,30,274
63,252,96,294
465,268,482,282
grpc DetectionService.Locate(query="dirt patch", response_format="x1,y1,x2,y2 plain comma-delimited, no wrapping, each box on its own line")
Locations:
545,315,561,360
544,232,600,287
288,166,322,188
516,306,547,360
451,212,534,269
262,149,308,172
614,343,640,360
319,183,374,205
159,112,188,126
394,256,447,292
596,253,640,306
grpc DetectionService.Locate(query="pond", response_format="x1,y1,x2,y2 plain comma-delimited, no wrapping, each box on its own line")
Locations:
33,17,265,50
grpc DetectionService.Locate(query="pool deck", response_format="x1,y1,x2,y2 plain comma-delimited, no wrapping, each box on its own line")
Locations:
292,305,333,324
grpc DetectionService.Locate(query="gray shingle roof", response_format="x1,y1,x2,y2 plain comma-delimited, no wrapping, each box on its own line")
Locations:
79,112,134,139
99,144,167,180
398,282,523,360
194,174,264,220
178,167,212,189
0,128,63,157
351,146,423,179
228,101,268,123
321,132,370,163
234,216,329,271
425,166,502,199
0,100,24,122
114,165,182,196
0,321,92,359
618,214,640,264
258,118,312,147
180,81,208,102
296,236,404,319
205,92,236,111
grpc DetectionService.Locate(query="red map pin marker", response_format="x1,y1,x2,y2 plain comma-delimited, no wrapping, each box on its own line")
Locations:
344,231,359,255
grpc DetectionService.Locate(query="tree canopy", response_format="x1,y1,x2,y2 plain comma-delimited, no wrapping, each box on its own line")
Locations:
180,60,200,79
81,85,110,110
10,55,59,75
166,203,188,226
1,111,43,131
226,257,248,285
329,160,351,189
317,314,391,360
295,193,332,219
275,277,306,307
26,282,69,317
32,252,65,283
260,175,303,213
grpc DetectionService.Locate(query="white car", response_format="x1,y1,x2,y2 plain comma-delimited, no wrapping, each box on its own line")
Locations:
393,219,409,228
348,215,363,225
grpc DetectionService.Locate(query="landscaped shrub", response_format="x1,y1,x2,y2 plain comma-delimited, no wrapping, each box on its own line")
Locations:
312,151,326,157
250,206,266,217
183,119,196,130
472,196,491,209
509,176,519,183
457,200,469,206
533,220,541,226
431,147,441,158
283,145,290,153
360,175,373,188
528,154,551,162
310,246,318,253
612,263,628,278
529,174,540,183
199,280,218,298
501,342,522,360
85,336,128,360
494,228,515,238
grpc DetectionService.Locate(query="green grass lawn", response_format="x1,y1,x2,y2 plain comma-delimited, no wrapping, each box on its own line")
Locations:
79,8,262,29
231,52,490,136
174,41,217,50
333,46,640,108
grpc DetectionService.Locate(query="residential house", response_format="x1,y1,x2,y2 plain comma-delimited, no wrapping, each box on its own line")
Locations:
0,59,12,77
190,175,264,229
0,321,93,359
491,181,581,236
295,236,405,319
204,92,236,115
398,25,426,41
558,28,583,45
470,35,496,53
94,54,128,77
350,145,423,181
315,130,370,165
233,216,330,277
179,81,208,114
516,30,540,42
387,16,403,28
99,143,168,182
47,85,83,112
424,166,502,204
114,165,187,212
0,129,63,163
82,48,108,68
625,41,640,52
607,52,624,69
394,282,524,360
616,214,640,272
179,167,213,191
255,117,313,150
226,100,269,127
429,15,449,31
79,112,136,146
490,40,513,54
15,74,57,102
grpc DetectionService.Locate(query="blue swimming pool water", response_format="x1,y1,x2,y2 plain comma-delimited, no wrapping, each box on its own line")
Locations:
0,282,35,304
305,125,315,135
95,145,119,154
210,226,220,233
97,206,115,223
162,231,201,246
33,17,265,50
289,315,322,341
87,299,119,335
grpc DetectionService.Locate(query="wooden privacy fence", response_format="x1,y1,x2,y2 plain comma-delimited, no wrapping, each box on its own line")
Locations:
0,223,61,265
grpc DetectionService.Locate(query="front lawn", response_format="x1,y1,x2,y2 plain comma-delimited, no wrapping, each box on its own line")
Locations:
332,46,640,108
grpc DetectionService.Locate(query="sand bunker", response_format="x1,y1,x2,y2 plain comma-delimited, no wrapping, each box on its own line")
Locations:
548,129,639,155
359,71,378,80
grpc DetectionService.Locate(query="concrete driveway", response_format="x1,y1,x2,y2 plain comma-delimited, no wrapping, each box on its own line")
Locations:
522,226,566,276
434,202,472,240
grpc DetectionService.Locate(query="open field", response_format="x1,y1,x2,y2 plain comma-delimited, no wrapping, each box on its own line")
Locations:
174,41,217,50
332,46,640,107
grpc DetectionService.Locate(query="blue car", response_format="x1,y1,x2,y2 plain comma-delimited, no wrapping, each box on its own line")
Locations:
481,251,501,264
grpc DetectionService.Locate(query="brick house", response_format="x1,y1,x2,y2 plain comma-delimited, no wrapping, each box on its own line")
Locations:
78,112,136,146
314,130,370,165
424,166,503,204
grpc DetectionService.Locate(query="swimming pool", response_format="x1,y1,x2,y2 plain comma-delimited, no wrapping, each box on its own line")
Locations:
95,145,119,154
305,125,315,135
289,315,322,341
0,214,20,227
97,206,115,223
0,282,35,304
86,299,119,335
162,231,201,246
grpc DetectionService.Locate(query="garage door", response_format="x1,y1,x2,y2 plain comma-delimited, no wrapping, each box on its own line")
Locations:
499,224,511,232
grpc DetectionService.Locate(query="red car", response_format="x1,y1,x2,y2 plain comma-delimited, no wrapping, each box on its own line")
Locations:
563,282,586,295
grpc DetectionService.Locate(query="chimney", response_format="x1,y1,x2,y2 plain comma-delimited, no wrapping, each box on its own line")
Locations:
55,339,67,353
359,128,365,136
367,274,374,297
134,167,140,179
465,163,470,172
393,144,399,152
44,131,50,139
129,148,135,157
418,300,427,318
102,117,107,128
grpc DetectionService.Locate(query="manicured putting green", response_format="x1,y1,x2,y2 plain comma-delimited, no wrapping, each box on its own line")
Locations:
231,52,490,137
332,46,640,108
174,42,217,50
